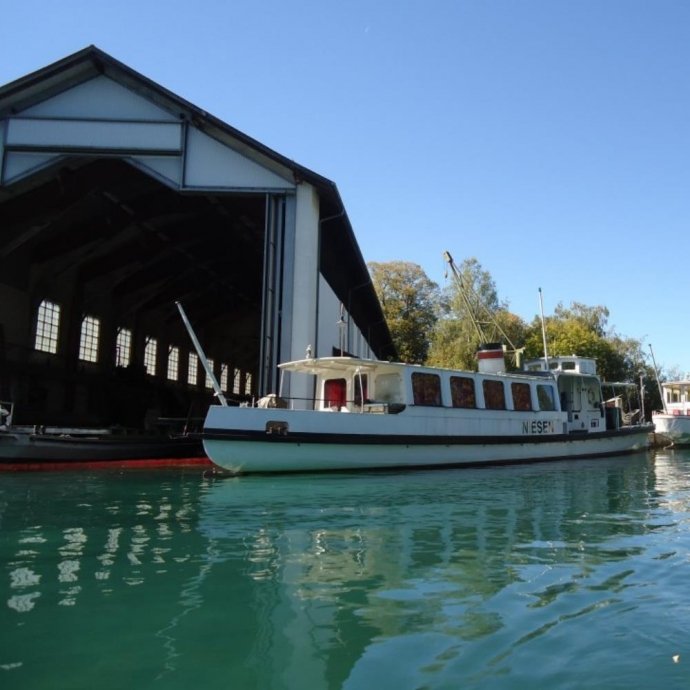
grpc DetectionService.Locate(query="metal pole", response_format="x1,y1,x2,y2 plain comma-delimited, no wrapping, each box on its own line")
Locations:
648,343,665,413
639,373,646,421
176,301,228,407
538,288,549,368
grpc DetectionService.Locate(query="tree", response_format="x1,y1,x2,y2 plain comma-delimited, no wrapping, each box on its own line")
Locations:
553,302,610,337
368,261,439,363
523,302,658,417
427,257,527,370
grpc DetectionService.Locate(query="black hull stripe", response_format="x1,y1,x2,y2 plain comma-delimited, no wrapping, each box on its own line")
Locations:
203,426,652,446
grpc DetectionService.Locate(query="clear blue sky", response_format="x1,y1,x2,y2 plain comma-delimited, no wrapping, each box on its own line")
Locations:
2,0,688,373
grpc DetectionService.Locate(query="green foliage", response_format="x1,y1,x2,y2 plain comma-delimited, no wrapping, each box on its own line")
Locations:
523,304,643,381
428,257,527,370
523,303,659,416
368,261,439,364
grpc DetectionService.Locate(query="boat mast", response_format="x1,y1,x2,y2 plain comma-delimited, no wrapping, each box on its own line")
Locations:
176,301,228,407
443,251,521,365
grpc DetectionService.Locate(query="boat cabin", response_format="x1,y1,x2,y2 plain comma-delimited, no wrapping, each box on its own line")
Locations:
276,354,609,433
661,380,690,416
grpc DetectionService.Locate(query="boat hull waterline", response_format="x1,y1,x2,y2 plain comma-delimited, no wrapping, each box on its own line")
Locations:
204,418,651,474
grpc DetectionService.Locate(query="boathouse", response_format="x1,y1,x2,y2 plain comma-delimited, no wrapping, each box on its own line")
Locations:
0,46,393,429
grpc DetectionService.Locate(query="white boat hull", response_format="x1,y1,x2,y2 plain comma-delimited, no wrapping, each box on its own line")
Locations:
652,413,690,445
203,407,652,474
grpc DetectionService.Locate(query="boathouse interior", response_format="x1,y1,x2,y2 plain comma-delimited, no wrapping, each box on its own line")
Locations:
0,46,393,431
0,157,267,429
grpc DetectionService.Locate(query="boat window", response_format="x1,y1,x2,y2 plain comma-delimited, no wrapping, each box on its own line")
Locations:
450,376,476,408
325,378,347,409
375,373,402,404
233,368,241,394
511,382,532,411
483,380,506,410
353,374,368,407
412,373,442,406
536,384,556,411
34,299,61,354
245,373,253,395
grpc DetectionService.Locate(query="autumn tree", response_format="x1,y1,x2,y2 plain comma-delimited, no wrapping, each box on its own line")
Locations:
368,261,439,363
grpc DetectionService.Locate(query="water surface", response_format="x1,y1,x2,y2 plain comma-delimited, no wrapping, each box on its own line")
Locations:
1,450,689,689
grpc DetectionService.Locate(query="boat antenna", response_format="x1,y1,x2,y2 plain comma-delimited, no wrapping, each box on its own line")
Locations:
648,343,665,413
176,301,228,407
538,287,549,368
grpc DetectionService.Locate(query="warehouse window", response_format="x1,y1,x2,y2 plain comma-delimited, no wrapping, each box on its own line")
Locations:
167,346,179,381
34,300,61,354
205,358,215,389
78,316,100,363
115,328,132,367
144,337,157,376
188,353,198,385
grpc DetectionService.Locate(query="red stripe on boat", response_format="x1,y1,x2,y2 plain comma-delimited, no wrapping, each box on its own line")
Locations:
0,457,212,472
477,350,504,359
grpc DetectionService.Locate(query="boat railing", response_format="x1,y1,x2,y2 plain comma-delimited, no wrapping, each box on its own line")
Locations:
253,394,406,414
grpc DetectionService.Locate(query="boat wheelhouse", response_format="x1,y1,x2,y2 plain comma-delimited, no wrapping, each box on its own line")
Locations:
202,346,652,475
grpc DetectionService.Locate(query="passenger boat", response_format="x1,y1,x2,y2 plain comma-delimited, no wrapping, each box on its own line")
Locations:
652,378,690,446
202,344,653,475
0,402,209,470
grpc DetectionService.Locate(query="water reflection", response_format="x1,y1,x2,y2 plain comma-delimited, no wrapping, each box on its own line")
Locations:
1,453,689,689
193,453,673,688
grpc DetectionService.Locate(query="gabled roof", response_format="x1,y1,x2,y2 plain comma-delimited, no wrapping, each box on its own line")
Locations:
0,46,395,359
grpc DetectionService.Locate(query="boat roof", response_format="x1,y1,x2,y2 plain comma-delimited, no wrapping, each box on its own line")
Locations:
278,356,555,381
278,356,395,375
661,380,690,387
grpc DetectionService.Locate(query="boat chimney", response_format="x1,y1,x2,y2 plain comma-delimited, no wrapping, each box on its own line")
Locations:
477,342,506,374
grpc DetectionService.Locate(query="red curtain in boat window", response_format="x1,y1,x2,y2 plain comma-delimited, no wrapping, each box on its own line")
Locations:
324,378,347,409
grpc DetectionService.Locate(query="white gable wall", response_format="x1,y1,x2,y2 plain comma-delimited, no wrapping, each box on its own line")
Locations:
1,75,295,192
22,75,177,120
183,128,290,190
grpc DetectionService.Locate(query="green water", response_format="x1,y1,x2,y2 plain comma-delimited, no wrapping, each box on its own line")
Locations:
1,451,689,689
